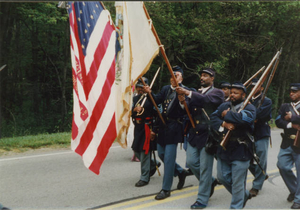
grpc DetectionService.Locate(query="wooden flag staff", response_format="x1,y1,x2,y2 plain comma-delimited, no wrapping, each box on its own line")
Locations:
142,3,195,128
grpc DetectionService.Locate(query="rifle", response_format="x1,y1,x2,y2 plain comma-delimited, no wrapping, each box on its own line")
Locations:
142,3,195,129
257,48,282,109
244,66,265,88
220,50,281,150
137,67,161,116
152,150,161,176
291,103,300,148
139,77,166,125
225,66,265,102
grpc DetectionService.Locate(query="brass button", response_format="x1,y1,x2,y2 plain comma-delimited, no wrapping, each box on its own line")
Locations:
290,135,296,140
164,111,166,114
196,120,199,124
194,108,197,111
196,131,198,134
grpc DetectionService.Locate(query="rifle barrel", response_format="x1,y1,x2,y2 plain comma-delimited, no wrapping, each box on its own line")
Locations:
220,50,280,150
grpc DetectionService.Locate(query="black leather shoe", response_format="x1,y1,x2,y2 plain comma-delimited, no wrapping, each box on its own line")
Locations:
150,162,161,177
210,179,221,197
288,193,296,202
186,168,194,176
243,193,252,208
135,180,148,187
177,170,187,189
265,174,269,180
155,190,170,200
249,188,259,197
291,202,300,209
190,201,207,209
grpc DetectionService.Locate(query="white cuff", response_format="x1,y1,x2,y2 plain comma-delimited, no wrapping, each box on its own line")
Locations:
287,122,292,129
219,126,224,132
179,102,185,109
188,91,192,98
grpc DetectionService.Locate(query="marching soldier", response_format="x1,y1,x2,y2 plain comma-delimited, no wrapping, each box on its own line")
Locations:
131,77,160,187
211,82,256,209
219,81,231,99
275,83,300,209
248,78,272,197
143,66,190,200
176,67,224,209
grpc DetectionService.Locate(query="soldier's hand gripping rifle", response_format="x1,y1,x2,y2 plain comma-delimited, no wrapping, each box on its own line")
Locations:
291,104,300,148
220,50,281,150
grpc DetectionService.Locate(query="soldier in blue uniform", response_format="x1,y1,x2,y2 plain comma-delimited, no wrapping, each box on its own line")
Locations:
143,66,191,200
248,78,272,197
275,83,300,209
211,82,256,209
219,81,231,100
131,77,160,187
176,67,224,209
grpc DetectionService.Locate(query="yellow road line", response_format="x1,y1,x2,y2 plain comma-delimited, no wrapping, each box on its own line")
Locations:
97,168,281,209
99,186,199,209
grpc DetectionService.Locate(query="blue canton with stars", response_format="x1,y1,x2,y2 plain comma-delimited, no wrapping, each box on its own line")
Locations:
68,1,104,56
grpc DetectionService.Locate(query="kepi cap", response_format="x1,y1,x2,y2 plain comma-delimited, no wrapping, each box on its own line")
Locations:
231,81,247,93
200,67,215,77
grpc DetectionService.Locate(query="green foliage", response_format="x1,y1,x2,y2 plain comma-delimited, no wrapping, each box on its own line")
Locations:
0,2,299,138
0,132,71,152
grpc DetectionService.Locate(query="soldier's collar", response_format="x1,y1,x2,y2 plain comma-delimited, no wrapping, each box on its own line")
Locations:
199,85,212,94
170,85,176,90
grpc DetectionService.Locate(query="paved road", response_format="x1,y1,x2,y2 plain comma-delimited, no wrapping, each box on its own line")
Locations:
0,128,294,209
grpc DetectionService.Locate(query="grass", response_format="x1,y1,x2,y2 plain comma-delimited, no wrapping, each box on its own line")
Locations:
0,132,71,155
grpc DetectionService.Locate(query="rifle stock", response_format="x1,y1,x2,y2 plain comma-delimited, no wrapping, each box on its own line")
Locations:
220,50,280,150
220,130,232,150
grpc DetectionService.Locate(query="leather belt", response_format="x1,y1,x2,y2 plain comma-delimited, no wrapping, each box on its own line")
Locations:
134,117,152,125
165,117,182,124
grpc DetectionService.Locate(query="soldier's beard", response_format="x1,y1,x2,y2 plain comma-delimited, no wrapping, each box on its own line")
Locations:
231,98,243,106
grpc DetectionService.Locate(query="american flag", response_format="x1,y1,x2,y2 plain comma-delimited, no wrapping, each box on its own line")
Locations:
67,1,117,174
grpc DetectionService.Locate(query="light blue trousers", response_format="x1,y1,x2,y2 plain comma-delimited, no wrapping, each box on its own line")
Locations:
134,151,158,182
277,146,300,204
217,157,250,209
249,137,269,190
157,143,185,191
186,142,214,205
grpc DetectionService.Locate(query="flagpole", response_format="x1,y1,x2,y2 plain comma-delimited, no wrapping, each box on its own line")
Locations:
142,3,195,128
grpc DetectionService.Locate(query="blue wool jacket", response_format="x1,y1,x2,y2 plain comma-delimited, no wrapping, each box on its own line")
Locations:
211,101,256,161
251,95,272,140
185,86,224,149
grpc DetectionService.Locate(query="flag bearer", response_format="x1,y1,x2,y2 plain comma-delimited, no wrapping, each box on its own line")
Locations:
143,66,190,200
